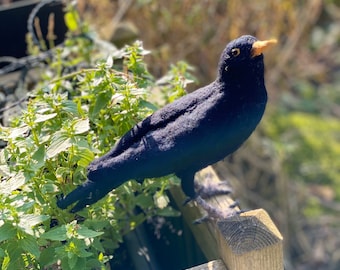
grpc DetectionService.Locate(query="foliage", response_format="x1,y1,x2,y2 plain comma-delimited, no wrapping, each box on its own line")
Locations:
0,7,193,269
264,112,340,194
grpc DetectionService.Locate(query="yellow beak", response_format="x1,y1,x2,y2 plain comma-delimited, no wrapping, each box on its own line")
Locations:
251,39,277,58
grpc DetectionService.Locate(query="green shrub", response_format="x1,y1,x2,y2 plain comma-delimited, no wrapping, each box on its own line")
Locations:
0,8,194,269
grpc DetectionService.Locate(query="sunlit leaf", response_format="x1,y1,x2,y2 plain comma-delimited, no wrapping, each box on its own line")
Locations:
73,119,90,135
64,11,79,31
35,113,57,123
0,172,26,194
46,132,72,158
8,125,30,139
19,214,49,230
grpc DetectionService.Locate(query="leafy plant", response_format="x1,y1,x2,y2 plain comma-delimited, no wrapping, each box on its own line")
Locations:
0,7,193,269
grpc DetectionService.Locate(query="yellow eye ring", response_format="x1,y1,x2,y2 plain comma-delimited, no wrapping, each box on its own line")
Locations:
231,48,241,57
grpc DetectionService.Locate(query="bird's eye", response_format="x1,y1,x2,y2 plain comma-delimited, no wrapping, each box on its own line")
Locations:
231,48,241,57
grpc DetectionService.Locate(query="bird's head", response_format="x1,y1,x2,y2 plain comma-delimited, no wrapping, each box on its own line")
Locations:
218,35,277,82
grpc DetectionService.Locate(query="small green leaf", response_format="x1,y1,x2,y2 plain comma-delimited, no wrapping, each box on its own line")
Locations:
135,193,153,209
19,214,49,231
75,147,95,167
73,119,90,135
41,225,68,241
8,125,30,139
35,113,57,123
0,223,17,242
156,207,181,217
61,100,79,115
64,11,79,32
40,246,57,268
21,235,40,258
47,132,72,158
68,253,79,269
41,183,58,193
90,92,108,119
77,226,103,239
31,145,46,170
139,100,158,111
0,172,26,194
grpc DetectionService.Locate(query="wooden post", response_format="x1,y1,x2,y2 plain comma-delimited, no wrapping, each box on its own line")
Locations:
216,209,283,270
171,166,284,270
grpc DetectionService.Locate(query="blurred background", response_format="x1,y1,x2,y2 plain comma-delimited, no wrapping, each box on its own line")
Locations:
1,0,340,269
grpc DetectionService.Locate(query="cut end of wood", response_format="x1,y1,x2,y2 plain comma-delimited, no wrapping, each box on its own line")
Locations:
240,208,283,241
217,208,283,255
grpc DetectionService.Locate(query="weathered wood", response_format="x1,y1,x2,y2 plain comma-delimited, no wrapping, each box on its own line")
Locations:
187,259,227,270
170,166,283,270
170,166,239,261
217,209,283,270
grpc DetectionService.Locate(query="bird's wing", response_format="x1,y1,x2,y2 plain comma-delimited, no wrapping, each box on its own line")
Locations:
57,93,203,212
105,89,206,158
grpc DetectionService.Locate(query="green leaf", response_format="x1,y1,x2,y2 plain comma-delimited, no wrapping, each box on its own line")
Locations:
64,11,79,32
46,132,72,158
68,254,78,269
135,193,153,209
41,225,68,241
139,99,158,111
75,147,94,167
41,183,59,193
76,226,103,239
40,246,57,268
20,235,40,258
18,214,49,233
73,119,90,135
31,145,46,170
90,92,108,119
34,113,57,123
156,207,181,217
0,172,26,194
8,125,30,139
62,100,79,115
0,223,17,242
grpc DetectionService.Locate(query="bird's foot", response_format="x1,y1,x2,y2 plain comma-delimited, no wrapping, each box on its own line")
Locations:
182,181,233,208
195,180,232,199
193,196,240,224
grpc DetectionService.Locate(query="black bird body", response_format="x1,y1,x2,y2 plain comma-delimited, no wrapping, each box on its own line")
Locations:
57,35,276,212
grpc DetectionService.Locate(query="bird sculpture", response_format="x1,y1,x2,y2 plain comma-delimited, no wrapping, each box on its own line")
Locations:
57,35,277,218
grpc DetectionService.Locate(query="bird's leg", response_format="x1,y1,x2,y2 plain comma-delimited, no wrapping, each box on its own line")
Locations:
177,172,197,205
195,180,232,199
177,172,240,223
193,173,240,223
193,196,240,224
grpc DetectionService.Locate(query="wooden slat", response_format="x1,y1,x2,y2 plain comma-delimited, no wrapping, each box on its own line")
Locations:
170,166,283,270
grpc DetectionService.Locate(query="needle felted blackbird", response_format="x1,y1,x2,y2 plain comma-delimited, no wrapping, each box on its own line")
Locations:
57,35,277,213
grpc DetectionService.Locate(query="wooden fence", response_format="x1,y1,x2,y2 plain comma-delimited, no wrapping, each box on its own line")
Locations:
171,167,284,270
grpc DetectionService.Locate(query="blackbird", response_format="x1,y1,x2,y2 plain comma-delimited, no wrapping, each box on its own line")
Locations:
57,35,277,214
